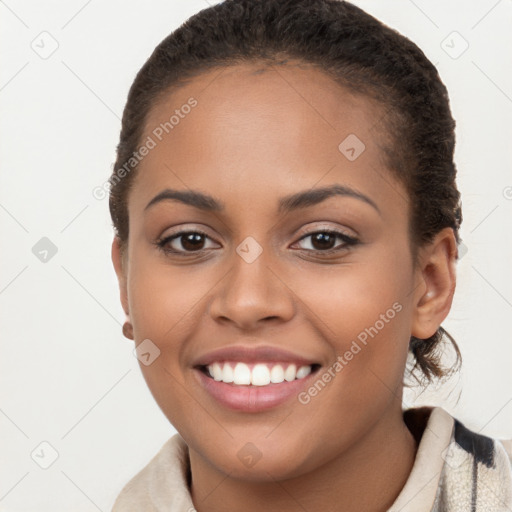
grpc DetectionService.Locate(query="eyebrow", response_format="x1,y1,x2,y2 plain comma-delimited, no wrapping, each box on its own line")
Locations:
144,184,380,215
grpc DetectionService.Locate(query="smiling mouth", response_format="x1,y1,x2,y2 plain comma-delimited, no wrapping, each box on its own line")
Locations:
197,361,322,387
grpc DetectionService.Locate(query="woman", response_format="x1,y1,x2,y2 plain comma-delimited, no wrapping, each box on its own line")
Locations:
109,0,512,510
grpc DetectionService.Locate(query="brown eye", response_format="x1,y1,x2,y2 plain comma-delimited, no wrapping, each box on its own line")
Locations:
295,230,359,254
179,232,206,251
310,232,337,250
156,230,218,255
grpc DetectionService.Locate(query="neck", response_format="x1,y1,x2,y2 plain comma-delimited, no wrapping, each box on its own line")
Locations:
189,403,419,512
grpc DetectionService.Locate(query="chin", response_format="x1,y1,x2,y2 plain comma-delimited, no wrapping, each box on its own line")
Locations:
198,435,318,482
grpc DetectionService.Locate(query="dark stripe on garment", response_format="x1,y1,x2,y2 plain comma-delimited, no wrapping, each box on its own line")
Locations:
471,455,478,511
454,419,495,469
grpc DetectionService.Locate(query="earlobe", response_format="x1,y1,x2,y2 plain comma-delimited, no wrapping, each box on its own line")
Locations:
411,228,457,340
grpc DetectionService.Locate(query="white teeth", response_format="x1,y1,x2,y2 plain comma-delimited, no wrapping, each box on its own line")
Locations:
233,362,251,385
223,363,234,383
212,362,223,381
270,365,285,383
206,362,313,386
296,365,312,379
251,364,271,386
284,363,297,382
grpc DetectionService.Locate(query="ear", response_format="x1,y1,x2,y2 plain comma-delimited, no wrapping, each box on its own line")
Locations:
111,236,130,320
411,227,457,339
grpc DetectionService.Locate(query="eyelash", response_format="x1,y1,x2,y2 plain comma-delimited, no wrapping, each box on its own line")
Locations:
154,229,359,257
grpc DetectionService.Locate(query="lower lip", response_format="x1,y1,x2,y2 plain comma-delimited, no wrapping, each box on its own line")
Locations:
194,367,319,412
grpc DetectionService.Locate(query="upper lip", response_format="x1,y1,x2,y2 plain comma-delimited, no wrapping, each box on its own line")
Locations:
192,345,320,368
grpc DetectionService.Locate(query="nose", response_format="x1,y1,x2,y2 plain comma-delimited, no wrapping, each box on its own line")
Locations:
208,243,296,331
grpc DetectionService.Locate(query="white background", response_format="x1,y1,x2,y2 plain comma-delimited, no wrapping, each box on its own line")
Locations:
1,0,511,510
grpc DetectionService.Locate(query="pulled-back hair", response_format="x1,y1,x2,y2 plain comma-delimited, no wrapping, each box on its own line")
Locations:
109,0,463,386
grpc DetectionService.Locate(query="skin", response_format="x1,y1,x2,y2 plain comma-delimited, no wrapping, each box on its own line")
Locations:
112,61,457,512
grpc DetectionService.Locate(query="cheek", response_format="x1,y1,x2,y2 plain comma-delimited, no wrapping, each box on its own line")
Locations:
290,249,414,433
126,257,201,384
295,244,413,345
126,259,206,428
127,254,208,343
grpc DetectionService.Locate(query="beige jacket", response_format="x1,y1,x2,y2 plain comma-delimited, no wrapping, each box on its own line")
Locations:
112,406,512,511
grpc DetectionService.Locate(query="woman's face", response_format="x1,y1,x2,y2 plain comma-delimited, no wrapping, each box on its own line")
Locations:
114,62,430,479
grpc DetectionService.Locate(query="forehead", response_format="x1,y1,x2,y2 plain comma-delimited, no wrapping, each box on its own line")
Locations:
145,60,388,144
129,60,404,219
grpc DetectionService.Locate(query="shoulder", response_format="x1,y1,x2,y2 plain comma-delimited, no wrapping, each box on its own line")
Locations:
390,406,512,512
448,413,512,473
111,433,194,512
434,408,512,511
